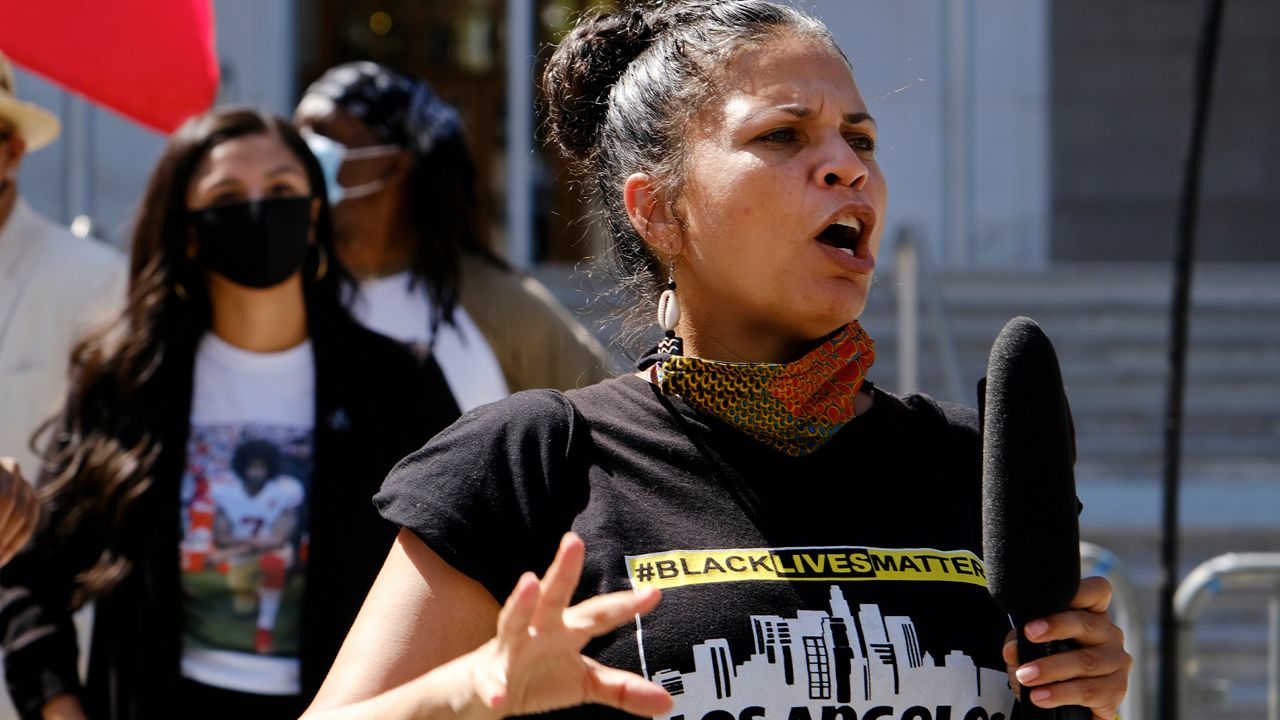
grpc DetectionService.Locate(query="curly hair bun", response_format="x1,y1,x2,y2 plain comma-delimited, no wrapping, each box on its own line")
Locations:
542,6,661,162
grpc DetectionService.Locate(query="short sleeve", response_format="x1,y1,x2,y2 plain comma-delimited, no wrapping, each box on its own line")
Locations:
373,389,589,600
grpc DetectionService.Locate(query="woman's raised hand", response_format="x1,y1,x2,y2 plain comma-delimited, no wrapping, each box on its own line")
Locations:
1003,576,1132,720
469,532,672,718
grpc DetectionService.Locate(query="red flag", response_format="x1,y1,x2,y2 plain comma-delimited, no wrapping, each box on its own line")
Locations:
0,0,219,133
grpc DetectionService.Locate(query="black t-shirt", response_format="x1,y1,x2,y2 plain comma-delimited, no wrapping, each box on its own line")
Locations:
376,375,1018,720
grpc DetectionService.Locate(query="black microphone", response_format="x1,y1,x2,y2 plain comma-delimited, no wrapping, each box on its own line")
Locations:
981,316,1090,720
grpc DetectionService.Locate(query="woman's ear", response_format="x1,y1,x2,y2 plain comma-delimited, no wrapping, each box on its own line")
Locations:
624,173,682,256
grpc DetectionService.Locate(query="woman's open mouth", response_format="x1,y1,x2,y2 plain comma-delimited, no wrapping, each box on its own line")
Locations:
815,215,875,273
816,216,863,256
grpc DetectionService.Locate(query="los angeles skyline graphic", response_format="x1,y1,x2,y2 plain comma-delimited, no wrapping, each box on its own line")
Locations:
643,585,1015,720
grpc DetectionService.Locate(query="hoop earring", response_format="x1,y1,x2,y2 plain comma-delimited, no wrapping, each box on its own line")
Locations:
313,244,329,282
173,281,189,301
656,260,683,357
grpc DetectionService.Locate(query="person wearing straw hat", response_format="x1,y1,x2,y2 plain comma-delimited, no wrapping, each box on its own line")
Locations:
0,50,125,481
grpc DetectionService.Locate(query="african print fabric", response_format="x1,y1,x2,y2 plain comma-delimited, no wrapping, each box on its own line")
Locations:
656,321,876,456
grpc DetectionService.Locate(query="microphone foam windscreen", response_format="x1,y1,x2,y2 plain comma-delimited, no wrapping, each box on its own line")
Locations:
982,316,1081,621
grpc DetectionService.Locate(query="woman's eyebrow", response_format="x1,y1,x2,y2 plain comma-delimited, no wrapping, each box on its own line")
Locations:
768,105,877,128
843,111,877,127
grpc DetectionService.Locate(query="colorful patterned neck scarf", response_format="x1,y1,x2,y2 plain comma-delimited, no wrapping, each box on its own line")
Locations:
656,322,876,456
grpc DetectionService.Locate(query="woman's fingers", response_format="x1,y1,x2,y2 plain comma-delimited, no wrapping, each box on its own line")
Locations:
583,656,673,717
532,533,586,629
564,587,662,636
1014,639,1129,684
496,572,540,644
1069,576,1113,614
483,573,546,711
1009,576,1132,716
533,532,664,638
1014,615,1129,689
1019,671,1127,719
479,534,671,718
1024,605,1123,649
1020,577,1119,652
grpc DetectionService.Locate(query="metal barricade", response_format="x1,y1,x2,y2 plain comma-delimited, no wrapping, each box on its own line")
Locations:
1081,541,1146,720
1175,552,1280,720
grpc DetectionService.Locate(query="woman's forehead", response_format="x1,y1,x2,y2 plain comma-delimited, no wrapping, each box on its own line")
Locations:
188,134,307,197
731,38,856,96
204,135,300,173
709,39,863,125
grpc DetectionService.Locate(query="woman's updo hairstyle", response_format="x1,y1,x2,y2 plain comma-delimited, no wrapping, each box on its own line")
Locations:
542,0,841,342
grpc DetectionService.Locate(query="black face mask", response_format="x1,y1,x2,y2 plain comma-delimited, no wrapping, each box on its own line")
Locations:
189,197,313,289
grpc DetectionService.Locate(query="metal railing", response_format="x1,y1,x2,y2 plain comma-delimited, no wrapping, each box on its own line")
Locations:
1175,552,1280,720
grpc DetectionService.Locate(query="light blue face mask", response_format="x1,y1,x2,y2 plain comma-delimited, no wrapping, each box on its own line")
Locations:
301,129,401,206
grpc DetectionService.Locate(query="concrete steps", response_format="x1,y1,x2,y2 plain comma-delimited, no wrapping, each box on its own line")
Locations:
859,264,1280,479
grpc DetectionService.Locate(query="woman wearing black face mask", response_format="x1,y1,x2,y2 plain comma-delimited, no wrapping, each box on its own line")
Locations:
0,108,460,720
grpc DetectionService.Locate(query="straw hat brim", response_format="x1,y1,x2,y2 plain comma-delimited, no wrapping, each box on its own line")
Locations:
0,95,61,152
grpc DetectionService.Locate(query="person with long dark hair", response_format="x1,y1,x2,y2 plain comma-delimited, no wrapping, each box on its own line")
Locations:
293,3,1131,719
294,63,610,412
0,108,459,719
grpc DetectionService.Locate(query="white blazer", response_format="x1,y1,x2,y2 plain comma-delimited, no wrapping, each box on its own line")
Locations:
0,198,126,478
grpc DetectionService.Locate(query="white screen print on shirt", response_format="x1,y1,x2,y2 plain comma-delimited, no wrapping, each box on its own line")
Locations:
626,545,1016,720
179,333,315,696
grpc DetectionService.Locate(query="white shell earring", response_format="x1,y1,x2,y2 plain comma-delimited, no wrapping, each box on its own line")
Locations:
657,289,680,332
656,261,683,357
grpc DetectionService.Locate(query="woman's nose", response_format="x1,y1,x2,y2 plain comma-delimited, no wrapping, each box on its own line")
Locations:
817,136,868,190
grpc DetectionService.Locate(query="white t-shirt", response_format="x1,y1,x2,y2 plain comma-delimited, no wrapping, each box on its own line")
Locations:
349,271,508,412
179,333,315,696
